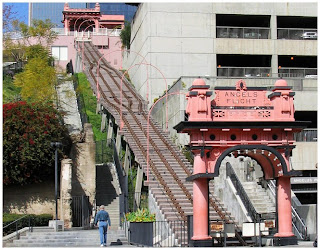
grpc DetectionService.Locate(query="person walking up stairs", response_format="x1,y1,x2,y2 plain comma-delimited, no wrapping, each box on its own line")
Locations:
94,205,111,247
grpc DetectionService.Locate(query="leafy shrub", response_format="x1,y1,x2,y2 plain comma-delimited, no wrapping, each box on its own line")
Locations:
182,146,194,165
14,58,57,103
119,21,131,49
3,213,53,236
25,44,54,66
125,208,156,222
3,101,71,185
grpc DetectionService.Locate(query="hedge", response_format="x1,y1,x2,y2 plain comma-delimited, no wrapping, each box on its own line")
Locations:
3,213,53,236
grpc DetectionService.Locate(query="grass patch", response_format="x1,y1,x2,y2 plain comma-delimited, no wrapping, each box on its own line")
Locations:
3,76,21,103
76,72,107,141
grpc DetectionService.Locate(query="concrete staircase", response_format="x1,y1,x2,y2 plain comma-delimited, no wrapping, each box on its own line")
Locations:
241,181,276,215
5,228,128,247
96,164,120,229
83,42,241,246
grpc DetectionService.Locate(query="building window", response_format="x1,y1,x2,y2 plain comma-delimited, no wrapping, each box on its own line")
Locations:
51,46,68,61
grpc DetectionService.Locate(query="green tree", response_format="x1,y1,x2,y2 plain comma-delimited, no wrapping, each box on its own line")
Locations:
25,44,54,66
14,58,57,102
3,101,71,186
14,19,58,47
119,21,131,49
3,19,57,62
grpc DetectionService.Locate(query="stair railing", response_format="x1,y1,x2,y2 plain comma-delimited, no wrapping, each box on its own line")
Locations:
121,212,129,241
110,138,128,226
268,180,309,240
208,189,248,246
147,167,188,246
3,215,33,239
226,162,263,246
226,163,260,221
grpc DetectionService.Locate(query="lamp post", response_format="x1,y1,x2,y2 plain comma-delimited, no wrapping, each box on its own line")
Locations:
51,142,62,221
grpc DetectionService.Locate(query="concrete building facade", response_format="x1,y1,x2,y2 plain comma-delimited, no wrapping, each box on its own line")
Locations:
123,2,317,206
124,2,317,105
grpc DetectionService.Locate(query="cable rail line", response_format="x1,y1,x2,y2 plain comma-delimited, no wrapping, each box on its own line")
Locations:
79,41,241,245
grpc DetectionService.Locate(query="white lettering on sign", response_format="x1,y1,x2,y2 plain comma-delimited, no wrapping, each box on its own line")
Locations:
225,91,258,106
291,177,317,184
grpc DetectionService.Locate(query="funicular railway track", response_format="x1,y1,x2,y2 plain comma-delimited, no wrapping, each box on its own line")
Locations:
80,41,245,246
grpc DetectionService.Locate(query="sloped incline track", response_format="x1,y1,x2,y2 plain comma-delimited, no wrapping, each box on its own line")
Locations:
80,41,244,246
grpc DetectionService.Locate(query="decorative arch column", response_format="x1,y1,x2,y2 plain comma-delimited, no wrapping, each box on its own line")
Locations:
94,19,100,33
174,78,310,246
191,149,211,241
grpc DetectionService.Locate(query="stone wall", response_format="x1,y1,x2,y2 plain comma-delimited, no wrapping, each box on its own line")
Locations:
3,123,96,226
60,159,73,228
70,123,96,205
3,181,56,215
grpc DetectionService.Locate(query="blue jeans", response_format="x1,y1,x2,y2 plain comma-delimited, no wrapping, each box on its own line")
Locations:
98,221,108,245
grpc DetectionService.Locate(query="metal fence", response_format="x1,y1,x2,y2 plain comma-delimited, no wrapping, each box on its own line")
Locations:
153,220,188,247
217,26,270,39
126,220,188,247
217,67,271,78
294,129,317,142
278,68,317,78
216,26,318,41
71,195,91,228
217,66,317,78
95,140,113,164
277,28,317,40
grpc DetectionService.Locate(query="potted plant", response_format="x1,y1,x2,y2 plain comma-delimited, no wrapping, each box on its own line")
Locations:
125,209,156,246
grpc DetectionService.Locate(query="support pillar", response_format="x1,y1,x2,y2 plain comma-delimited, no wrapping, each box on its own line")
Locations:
115,128,122,155
123,143,130,175
107,117,114,141
191,150,211,242
95,19,99,33
64,18,70,35
274,176,297,245
60,159,73,229
96,103,101,114
135,164,144,208
100,113,107,132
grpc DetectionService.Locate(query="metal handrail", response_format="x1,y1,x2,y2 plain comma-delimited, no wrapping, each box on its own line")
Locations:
3,215,32,239
226,163,260,221
268,180,308,240
208,189,248,246
3,215,29,230
121,212,129,240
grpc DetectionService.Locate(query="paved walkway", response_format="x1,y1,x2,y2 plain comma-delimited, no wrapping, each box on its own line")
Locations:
56,74,82,135
265,240,315,248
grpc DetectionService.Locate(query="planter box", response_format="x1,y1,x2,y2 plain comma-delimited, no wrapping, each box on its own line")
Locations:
129,222,153,246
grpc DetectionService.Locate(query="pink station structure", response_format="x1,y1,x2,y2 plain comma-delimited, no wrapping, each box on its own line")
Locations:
174,78,309,246
50,3,124,71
